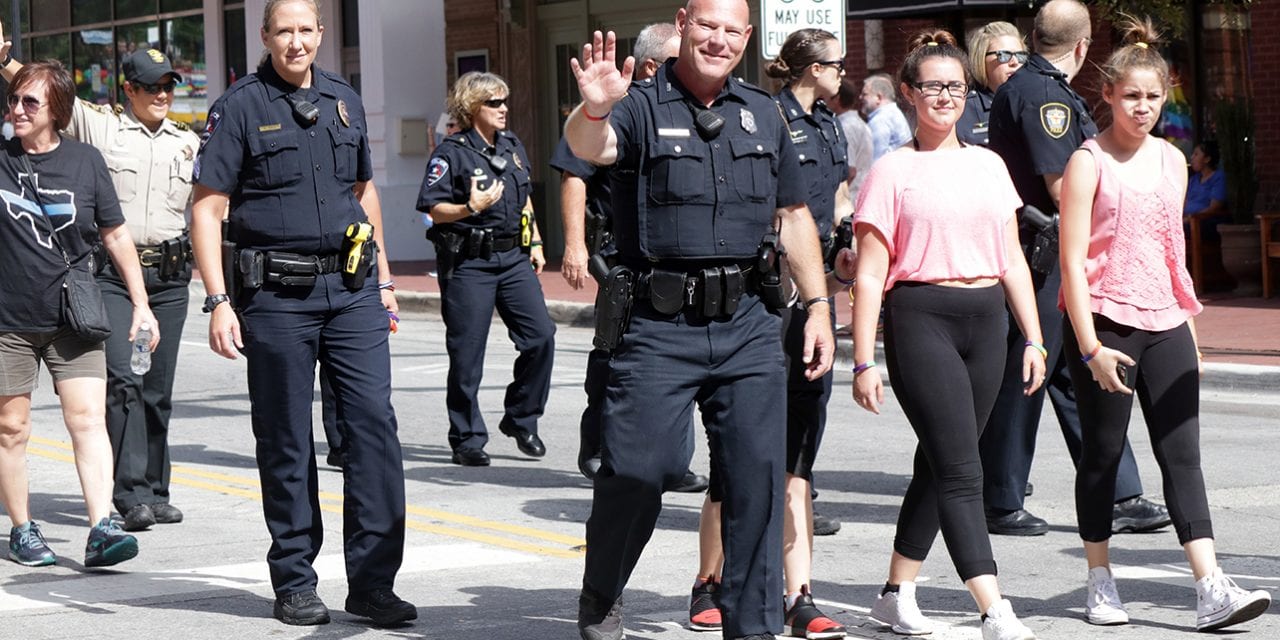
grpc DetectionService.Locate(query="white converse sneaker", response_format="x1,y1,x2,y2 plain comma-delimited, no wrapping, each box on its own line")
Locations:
1195,567,1271,631
980,599,1035,640
1085,566,1129,625
869,581,932,635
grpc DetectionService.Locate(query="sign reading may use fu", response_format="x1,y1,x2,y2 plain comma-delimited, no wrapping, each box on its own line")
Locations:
761,0,847,60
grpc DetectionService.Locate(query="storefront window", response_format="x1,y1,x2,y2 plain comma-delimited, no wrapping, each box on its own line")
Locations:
73,29,114,104
30,34,70,63
161,0,201,11
32,0,70,32
115,0,157,21
224,7,247,86
71,0,109,26
165,15,206,127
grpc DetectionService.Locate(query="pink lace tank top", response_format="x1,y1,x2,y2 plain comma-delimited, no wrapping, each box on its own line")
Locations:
1059,138,1202,330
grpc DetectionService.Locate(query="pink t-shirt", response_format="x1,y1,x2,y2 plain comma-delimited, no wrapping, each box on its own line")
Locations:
854,146,1022,292
1059,138,1202,330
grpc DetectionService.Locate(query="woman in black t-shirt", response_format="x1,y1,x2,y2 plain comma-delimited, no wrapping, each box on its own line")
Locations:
0,61,157,568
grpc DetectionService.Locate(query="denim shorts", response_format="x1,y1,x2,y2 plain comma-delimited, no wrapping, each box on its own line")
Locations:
0,327,106,395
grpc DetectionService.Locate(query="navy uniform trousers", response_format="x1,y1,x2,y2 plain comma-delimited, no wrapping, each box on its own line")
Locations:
585,293,785,639
239,272,405,596
782,304,834,483
980,262,1144,512
99,261,190,513
438,246,555,452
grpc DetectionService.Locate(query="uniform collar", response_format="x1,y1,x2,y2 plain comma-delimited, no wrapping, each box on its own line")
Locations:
970,85,995,112
258,60,339,101
655,59,746,106
776,86,811,124
1026,53,1066,80
460,127,510,154
119,105,181,138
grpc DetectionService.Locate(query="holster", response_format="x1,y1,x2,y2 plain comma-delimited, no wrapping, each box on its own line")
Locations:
824,215,854,272
264,251,316,286
427,226,466,281
1020,205,1060,276
585,208,613,256
756,230,794,310
238,248,265,290
340,230,375,290
158,235,191,280
593,265,635,351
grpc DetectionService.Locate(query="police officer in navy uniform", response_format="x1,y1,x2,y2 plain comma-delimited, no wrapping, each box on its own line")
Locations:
564,0,835,637
985,0,1169,537
190,0,414,627
417,71,555,468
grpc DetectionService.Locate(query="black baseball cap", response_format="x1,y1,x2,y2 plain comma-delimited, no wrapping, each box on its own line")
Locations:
122,49,182,85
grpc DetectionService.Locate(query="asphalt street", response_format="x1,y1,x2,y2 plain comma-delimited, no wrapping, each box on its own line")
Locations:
2,302,1277,639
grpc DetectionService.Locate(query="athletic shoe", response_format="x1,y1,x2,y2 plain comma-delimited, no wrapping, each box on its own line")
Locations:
783,586,846,639
812,512,841,536
1111,497,1171,533
1085,566,1129,625
1195,567,1271,631
345,588,417,626
84,517,138,568
689,579,723,632
980,599,1035,640
579,591,623,640
8,521,56,567
869,581,932,635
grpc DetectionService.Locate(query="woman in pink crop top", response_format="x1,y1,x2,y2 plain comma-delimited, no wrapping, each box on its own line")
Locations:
1058,17,1270,632
850,30,1046,640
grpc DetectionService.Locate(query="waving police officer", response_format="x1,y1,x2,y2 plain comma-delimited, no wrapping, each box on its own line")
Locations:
0,35,199,533
985,0,1169,537
564,1,835,638
190,0,413,628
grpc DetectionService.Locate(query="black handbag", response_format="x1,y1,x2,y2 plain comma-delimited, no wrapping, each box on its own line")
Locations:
20,154,112,342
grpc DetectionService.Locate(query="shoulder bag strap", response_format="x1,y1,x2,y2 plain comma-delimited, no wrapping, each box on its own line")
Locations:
19,153,73,271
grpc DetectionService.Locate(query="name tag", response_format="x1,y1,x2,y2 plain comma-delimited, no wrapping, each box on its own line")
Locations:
258,123,282,132
658,128,691,138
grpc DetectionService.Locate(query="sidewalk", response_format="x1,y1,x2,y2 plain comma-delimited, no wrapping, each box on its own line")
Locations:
382,260,1280,391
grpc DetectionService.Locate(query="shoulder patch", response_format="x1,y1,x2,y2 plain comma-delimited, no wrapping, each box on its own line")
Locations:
425,157,449,188
1040,102,1071,139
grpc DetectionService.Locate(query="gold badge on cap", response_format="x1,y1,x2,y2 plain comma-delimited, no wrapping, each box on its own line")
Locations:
337,100,350,127
147,49,165,63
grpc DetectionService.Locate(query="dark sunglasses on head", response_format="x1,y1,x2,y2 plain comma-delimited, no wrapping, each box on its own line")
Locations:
815,59,845,72
137,80,178,94
482,97,508,108
5,94,42,111
986,50,1030,65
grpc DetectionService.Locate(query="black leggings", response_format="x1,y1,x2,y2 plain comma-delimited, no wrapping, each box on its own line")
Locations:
883,282,1007,581
1064,315,1213,544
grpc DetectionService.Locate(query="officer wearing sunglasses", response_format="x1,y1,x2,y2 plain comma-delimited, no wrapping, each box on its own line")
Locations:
0,39,200,534
958,21,1028,146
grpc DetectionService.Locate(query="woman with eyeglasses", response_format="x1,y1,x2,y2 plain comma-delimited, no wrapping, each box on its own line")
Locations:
957,22,1028,146
0,60,158,569
1,25,201,534
416,71,554,468
851,30,1044,640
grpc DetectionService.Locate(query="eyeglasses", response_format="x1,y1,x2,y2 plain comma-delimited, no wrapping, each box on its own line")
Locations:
815,59,845,72
912,81,969,98
5,94,43,111
986,50,1030,65
482,97,508,108
136,80,178,94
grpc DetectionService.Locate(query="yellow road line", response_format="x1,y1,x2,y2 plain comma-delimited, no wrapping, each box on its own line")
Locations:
26,436,584,558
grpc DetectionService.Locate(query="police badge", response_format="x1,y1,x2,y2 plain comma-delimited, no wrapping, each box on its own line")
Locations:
337,100,351,127
1040,103,1071,140
740,108,757,134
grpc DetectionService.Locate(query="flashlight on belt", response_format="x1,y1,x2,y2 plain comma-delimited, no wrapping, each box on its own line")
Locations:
342,221,374,289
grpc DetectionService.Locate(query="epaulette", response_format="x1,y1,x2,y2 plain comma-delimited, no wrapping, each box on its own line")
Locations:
171,119,190,131
813,99,833,115
113,104,125,116
317,68,355,90
84,102,113,115
732,76,771,98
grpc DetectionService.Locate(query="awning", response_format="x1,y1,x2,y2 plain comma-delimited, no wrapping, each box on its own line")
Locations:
848,0,1022,19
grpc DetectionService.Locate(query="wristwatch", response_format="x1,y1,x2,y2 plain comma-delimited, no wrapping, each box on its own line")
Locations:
0,52,11,68
202,293,230,313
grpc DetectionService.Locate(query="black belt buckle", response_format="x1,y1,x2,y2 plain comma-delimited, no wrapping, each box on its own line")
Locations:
647,269,686,315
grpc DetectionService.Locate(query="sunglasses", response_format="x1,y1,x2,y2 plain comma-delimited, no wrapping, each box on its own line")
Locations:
986,50,1030,65
815,59,845,72
6,94,43,111
136,80,178,94
482,97,508,108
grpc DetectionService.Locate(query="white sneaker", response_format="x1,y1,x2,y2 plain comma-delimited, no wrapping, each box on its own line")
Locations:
1085,566,1129,625
869,581,932,635
980,599,1035,640
1195,567,1271,631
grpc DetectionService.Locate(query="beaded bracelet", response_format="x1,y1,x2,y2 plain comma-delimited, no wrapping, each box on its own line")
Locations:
1081,340,1103,363
377,280,395,291
853,361,877,375
1024,341,1048,360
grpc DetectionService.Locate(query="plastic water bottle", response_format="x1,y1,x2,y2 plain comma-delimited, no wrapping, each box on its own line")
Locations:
131,323,153,375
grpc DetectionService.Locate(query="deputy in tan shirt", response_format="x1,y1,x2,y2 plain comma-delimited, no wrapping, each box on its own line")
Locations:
0,42,198,533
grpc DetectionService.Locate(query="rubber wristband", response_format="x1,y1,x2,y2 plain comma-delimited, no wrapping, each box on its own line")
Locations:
804,296,829,309
853,361,877,375
582,107,611,121
378,281,395,291
833,271,855,286
1081,340,1103,363
530,241,543,248
1025,341,1048,360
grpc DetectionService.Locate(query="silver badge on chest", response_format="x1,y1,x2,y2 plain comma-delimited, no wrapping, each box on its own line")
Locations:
740,109,757,134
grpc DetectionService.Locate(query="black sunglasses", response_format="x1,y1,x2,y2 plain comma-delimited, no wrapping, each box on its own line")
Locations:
986,50,1030,65
815,59,845,72
136,80,178,94
482,97,508,108
6,94,42,111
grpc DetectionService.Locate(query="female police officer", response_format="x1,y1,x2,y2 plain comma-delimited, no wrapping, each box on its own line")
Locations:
190,0,414,627
417,71,555,467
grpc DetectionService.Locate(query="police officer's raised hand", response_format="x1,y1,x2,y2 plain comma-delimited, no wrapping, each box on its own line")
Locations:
209,304,243,360
0,14,11,62
468,176,504,215
570,31,635,116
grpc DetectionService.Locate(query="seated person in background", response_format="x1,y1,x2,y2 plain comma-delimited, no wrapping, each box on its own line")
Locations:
1184,141,1227,238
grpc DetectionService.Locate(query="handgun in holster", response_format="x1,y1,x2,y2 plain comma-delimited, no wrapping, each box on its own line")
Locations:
341,221,374,290
756,230,795,310
585,207,612,256
1020,205,1060,276
428,227,466,281
824,215,854,272
593,264,635,351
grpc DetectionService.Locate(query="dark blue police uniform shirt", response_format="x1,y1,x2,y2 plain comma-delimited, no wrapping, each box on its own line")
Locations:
608,59,806,261
957,85,996,146
195,61,372,254
550,136,611,219
775,86,847,238
416,127,533,238
988,53,1098,218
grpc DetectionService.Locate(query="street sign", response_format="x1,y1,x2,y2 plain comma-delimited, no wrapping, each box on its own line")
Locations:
761,0,847,59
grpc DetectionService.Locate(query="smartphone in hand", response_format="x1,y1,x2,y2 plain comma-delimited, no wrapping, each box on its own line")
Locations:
1116,362,1137,388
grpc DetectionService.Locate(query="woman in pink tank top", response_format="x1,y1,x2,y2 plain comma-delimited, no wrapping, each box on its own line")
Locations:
1058,17,1270,632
